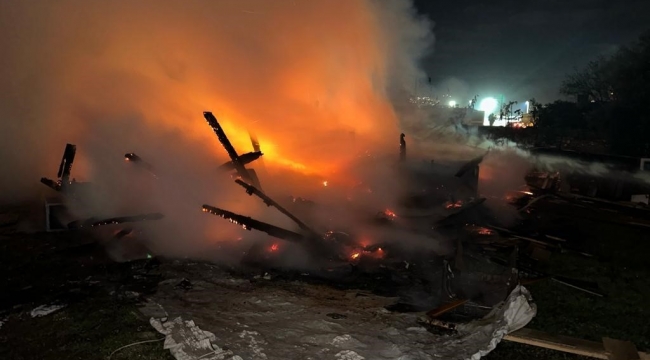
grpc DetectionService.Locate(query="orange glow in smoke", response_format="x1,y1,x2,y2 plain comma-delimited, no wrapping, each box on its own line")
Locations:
384,209,397,218
23,1,403,181
270,243,279,252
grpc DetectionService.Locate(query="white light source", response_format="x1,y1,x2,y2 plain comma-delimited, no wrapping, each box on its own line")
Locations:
479,97,498,126
479,97,498,114
448,100,456,107
525,101,530,113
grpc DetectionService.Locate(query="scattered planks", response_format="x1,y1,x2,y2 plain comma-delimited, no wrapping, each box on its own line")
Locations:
504,328,649,360
419,316,649,360
426,298,469,318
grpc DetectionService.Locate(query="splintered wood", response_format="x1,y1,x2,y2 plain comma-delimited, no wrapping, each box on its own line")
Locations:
503,328,649,360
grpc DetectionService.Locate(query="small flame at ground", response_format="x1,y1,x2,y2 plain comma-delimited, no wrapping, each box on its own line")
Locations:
445,200,463,209
323,180,328,187
477,228,493,236
270,243,279,252
350,252,360,260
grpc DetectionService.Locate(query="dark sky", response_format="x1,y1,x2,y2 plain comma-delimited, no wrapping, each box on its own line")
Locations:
412,0,650,103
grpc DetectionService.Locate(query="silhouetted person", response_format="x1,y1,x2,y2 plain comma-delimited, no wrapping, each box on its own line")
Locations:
399,133,406,162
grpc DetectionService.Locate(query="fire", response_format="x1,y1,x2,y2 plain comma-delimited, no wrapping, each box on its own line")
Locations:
270,243,279,252
350,252,360,260
384,209,397,218
445,200,463,209
5,1,414,184
323,180,328,187
477,228,493,236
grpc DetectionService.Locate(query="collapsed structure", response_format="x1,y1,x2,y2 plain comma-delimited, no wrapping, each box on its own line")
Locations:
39,144,164,233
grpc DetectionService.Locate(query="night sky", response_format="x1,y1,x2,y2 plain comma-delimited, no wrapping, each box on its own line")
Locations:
412,0,650,104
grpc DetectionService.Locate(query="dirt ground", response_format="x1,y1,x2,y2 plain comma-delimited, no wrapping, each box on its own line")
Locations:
0,198,648,360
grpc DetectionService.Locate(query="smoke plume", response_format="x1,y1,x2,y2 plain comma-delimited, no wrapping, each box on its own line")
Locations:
0,0,435,259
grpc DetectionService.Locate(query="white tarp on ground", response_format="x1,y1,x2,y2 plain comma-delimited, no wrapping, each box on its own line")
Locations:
150,317,243,360
30,304,66,318
430,285,536,360
142,264,536,360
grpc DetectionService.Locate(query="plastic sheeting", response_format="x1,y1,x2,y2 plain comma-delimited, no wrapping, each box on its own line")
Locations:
150,317,243,360
430,285,537,360
144,273,535,360
30,304,66,318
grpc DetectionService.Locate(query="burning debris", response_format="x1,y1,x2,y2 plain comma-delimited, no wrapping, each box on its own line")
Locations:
40,143,87,196
124,152,158,178
67,213,164,230
28,108,650,360
399,133,406,162
38,144,165,262
203,111,263,189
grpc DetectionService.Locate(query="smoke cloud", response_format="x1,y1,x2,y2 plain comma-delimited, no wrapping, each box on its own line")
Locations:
0,0,437,259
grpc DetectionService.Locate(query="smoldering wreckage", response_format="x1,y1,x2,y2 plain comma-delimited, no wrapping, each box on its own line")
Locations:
19,110,648,359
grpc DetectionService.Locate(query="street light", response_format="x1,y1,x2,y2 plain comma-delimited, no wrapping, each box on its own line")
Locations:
479,97,498,114
479,97,499,126
449,100,456,107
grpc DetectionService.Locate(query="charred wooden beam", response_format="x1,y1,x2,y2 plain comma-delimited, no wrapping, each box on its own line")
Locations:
218,151,263,171
57,144,76,188
203,111,262,189
202,204,306,243
40,177,61,192
124,152,158,178
41,143,77,193
67,212,164,229
234,179,318,235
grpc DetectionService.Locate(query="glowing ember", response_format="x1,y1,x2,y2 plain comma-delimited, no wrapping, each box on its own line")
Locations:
384,209,397,218
477,228,493,235
445,200,463,209
323,180,328,187
350,252,360,260
270,243,279,252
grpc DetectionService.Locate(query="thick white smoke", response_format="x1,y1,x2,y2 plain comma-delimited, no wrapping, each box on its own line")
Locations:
0,0,438,260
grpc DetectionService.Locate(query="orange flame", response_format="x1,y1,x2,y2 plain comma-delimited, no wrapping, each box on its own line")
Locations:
445,200,463,209
477,228,493,236
15,1,405,183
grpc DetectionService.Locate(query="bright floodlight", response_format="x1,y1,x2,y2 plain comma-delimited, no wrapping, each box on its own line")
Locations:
479,97,498,114
449,100,456,107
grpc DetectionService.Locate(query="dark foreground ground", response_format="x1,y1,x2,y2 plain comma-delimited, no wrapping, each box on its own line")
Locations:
0,198,648,360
